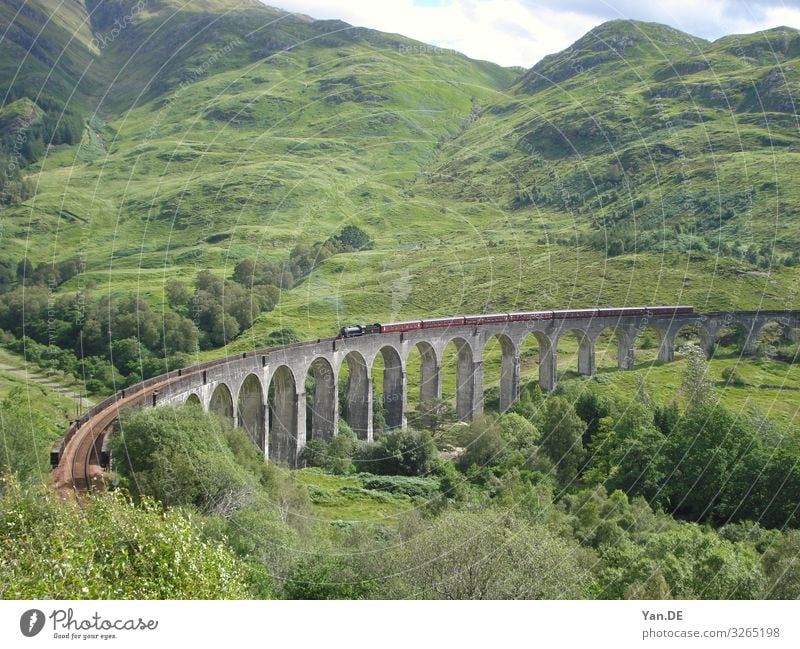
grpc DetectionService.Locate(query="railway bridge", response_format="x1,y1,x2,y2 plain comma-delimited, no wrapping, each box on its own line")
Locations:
53,308,800,489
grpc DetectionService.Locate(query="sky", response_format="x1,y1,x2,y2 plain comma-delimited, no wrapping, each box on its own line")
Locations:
263,0,800,67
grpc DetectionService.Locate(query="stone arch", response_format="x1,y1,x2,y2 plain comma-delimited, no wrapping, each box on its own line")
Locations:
713,320,751,356
306,357,337,441
441,336,479,421
594,326,633,371
372,345,405,431
237,374,265,452
482,334,518,412
674,322,712,357
209,383,234,427
185,393,202,407
634,324,669,364
518,331,556,391
268,365,299,465
556,328,594,378
339,351,371,440
751,319,798,359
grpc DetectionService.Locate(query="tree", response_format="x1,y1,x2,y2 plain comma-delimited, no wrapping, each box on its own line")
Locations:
408,398,456,435
597,524,765,599
331,225,372,252
664,402,757,522
0,478,250,599
355,427,438,476
540,396,586,484
680,342,715,409
0,390,62,483
109,405,257,516
373,509,595,599
455,416,507,473
763,531,800,599
584,400,667,502
165,279,191,306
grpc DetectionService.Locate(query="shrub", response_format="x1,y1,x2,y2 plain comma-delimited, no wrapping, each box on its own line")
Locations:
109,405,257,516
354,427,438,476
359,474,439,499
0,478,249,599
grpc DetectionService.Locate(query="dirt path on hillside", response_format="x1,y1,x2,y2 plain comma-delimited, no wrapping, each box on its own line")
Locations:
0,363,94,408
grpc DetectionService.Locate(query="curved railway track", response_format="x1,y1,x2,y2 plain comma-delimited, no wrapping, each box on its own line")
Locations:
53,338,323,494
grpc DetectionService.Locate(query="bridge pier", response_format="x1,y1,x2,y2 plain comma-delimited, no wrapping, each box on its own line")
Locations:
539,340,557,392
418,343,441,404
345,354,373,441
268,366,300,466
577,335,595,376
454,340,483,421
309,358,338,441
499,348,520,412
658,335,675,363
380,348,405,430
619,343,636,370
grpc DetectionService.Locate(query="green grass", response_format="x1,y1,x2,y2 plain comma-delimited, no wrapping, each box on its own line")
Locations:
294,468,416,528
560,352,800,430
0,366,79,427
0,347,95,404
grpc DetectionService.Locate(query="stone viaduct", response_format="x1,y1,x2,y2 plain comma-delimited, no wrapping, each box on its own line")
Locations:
56,309,800,478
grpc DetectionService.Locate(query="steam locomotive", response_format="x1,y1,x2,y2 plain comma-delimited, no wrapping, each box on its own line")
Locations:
338,305,694,338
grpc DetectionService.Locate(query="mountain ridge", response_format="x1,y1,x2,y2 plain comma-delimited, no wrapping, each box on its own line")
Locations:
0,3,798,359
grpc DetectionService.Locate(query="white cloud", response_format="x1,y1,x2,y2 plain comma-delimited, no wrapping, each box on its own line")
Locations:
263,0,800,67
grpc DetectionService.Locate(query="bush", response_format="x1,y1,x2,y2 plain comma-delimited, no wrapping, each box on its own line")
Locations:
371,509,596,599
721,366,747,386
300,422,358,475
354,427,438,476
359,474,439,499
109,405,257,516
0,389,62,483
0,478,249,599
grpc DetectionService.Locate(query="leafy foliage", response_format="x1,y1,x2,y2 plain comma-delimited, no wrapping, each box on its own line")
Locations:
0,477,249,599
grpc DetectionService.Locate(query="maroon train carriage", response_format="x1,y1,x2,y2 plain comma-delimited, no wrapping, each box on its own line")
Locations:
552,308,598,320
380,320,423,334
464,313,509,325
651,305,694,316
508,310,554,322
596,307,655,318
421,316,466,329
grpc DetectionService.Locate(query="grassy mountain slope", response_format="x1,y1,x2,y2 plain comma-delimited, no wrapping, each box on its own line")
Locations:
0,0,516,330
405,21,800,321
0,0,101,105
1,7,799,353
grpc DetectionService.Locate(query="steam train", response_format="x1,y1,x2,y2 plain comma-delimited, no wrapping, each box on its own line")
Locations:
338,305,694,338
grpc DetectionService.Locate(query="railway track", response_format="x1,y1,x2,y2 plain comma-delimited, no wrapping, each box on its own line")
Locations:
52,338,316,494
53,374,182,494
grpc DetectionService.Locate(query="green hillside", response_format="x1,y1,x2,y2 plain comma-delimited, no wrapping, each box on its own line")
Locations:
417,21,800,315
1,4,798,371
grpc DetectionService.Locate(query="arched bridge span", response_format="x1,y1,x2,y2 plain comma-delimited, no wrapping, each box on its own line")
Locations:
53,308,800,489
